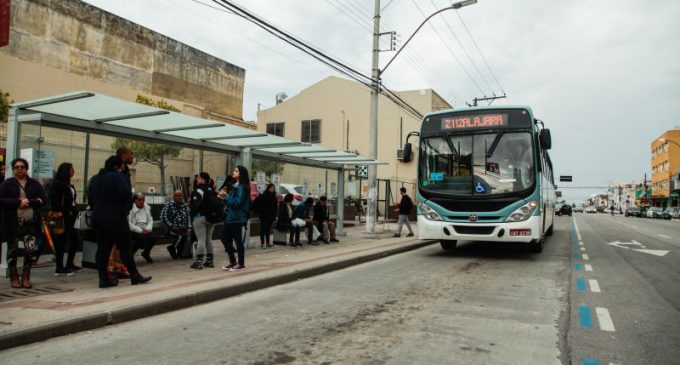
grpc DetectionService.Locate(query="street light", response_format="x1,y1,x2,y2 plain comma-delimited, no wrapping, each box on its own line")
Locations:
366,0,477,233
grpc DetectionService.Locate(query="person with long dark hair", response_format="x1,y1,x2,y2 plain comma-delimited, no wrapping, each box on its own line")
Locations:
219,165,250,271
276,193,299,246
253,183,278,248
0,158,46,288
49,162,82,275
189,172,217,269
88,156,151,288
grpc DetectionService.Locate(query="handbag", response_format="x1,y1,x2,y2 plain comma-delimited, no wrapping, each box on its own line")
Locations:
312,225,321,241
47,212,65,235
74,208,93,230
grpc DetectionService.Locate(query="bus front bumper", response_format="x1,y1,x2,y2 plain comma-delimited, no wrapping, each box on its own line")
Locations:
417,215,542,243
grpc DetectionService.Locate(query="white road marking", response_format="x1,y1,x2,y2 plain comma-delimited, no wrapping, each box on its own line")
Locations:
658,234,670,239
582,254,589,260
633,249,670,257
580,247,586,251
584,264,593,272
596,307,616,331
579,241,584,246
573,218,582,241
589,279,601,293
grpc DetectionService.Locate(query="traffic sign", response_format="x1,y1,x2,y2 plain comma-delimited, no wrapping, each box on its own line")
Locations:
356,165,368,178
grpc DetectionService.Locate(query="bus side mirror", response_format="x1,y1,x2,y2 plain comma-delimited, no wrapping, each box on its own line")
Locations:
402,143,413,162
540,129,552,150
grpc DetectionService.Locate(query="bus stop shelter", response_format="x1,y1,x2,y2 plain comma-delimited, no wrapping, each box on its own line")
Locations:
3,91,386,273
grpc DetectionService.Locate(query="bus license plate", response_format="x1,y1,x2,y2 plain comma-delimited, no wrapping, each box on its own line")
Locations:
510,229,531,236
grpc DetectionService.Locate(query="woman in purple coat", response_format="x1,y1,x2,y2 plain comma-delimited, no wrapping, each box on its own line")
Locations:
0,158,47,288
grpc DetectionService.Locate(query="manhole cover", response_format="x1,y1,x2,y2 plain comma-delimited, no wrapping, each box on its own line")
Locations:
0,286,73,302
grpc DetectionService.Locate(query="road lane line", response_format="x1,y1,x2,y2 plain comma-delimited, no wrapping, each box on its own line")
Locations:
581,247,586,251
585,264,593,271
573,218,582,241
579,305,593,328
582,254,590,260
658,234,670,239
579,241,584,246
589,280,601,293
576,278,587,292
596,307,616,331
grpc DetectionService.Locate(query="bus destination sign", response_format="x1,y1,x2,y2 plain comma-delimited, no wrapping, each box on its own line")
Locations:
441,114,507,130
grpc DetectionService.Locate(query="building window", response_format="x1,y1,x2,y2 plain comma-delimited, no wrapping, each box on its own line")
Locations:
301,119,321,143
266,122,285,137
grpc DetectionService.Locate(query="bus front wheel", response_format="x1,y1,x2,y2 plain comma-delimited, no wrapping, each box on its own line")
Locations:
528,238,544,253
440,240,458,251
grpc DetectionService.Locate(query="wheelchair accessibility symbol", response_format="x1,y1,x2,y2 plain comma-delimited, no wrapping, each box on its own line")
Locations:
475,182,486,193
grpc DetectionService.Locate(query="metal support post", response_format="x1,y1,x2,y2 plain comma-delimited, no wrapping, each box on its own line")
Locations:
2,107,20,276
336,168,346,236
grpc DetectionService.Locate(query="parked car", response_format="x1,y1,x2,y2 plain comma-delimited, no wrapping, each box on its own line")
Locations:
672,207,680,219
557,204,572,216
646,207,663,218
278,183,304,205
573,206,584,213
585,206,597,214
661,208,674,220
625,207,641,217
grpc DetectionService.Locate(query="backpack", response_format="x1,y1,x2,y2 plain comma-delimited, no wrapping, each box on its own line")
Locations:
199,188,226,224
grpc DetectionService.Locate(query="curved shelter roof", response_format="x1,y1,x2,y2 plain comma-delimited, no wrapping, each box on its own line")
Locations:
10,91,386,170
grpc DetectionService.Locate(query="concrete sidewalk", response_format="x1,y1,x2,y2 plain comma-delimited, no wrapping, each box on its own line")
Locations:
0,223,434,350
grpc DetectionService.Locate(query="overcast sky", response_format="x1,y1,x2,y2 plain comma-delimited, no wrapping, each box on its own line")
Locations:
83,0,680,203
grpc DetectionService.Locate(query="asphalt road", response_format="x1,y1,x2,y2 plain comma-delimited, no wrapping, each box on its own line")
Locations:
2,214,678,365
567,213,680,365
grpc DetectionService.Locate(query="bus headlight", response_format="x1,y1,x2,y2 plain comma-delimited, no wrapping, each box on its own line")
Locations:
505,201,538,222
417,202,443,221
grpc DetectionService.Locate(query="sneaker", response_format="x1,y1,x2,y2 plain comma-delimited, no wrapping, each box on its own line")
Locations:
406,233,414,237
65,264,83,272
229,265,246,272
324,240,330,244
261,244,267,249
330,238,339,243
222,262,237,271
55,268,75,277
393,233,400,237
266,243,273,247
190,260,203,270
203,259,215,268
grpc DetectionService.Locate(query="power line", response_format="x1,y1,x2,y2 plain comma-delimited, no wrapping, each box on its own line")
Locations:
454,10,505,94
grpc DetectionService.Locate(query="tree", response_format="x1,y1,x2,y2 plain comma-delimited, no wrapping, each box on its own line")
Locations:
112,95,182,196
1,89,13,123
252,158,284,179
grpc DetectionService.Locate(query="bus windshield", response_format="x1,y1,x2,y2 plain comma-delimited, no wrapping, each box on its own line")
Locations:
419,131,535,196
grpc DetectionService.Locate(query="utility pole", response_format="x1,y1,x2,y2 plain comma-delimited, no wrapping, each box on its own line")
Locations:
469,94,507,107
367,0,381,233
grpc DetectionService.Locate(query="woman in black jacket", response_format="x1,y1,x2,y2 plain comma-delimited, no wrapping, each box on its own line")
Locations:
276,193,299,246
49,163,82,275
255,183,278,249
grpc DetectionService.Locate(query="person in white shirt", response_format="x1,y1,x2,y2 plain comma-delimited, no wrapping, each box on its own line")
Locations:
129,192,156,263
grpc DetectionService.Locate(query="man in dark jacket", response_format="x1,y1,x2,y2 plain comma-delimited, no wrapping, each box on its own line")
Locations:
313,196,338,243
0,158,46,288
88,156,151,288
393,187,414,237
160,190,192,259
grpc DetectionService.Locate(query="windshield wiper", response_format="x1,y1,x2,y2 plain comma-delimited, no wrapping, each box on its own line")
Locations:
486,130,504,158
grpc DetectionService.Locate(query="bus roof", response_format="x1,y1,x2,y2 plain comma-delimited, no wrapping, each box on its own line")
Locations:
424,105,535,120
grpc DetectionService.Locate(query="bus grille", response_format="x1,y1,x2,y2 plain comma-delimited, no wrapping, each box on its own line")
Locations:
429,197,522,212
448,216,501,221
452,225,495,235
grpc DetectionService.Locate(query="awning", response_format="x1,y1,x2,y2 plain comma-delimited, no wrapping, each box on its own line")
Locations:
11,91,387,170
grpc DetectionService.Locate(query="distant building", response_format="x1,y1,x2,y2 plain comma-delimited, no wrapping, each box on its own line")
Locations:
0,0,250,196
650,126,680,207
256,76,452,197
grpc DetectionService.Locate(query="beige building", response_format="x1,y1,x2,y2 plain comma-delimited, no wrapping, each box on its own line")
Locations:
0,0,249,197
256,76,452,194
